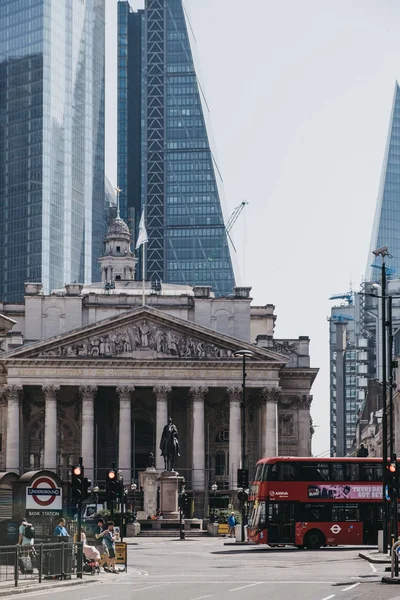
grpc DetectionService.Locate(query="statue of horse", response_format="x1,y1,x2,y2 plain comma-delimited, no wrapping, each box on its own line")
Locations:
160,420,180,472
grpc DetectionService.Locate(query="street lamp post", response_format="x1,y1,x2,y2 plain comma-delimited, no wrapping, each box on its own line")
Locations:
131,482,137,522
211,482,218,522
234,349,254,543
373,246,389,553
93,485,100,514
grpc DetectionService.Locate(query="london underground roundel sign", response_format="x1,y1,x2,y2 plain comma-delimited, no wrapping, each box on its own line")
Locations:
26,476,62,511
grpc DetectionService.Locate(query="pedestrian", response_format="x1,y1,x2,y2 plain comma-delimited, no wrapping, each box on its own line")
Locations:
94,518,108,570
228,512,236,538
18,518,35,550
54,518,69,538
97,522,119,573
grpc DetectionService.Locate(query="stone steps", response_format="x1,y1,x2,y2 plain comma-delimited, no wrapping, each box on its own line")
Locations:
138,529,210,538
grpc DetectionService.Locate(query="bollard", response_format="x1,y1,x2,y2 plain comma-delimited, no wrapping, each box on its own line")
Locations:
391,540,400,578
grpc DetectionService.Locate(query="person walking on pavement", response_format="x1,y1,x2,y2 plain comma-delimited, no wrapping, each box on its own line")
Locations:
18,518,35,551
54,518,69,538
96,522,119,573
228,512,236,538
94,518,108,571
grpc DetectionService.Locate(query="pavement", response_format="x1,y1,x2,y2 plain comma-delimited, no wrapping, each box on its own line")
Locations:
1,538,400,600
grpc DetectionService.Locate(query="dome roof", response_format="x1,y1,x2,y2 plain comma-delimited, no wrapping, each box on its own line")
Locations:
106,216,131,239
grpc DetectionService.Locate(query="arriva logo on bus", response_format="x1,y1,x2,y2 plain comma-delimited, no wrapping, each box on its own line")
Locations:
269,491,289,497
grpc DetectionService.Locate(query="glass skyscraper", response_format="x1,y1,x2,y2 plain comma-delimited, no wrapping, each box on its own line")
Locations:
367,81,400,280
0,0,105,303
118,0,235,296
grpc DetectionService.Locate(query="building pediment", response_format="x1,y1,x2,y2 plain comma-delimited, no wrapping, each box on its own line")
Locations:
1,306,287,364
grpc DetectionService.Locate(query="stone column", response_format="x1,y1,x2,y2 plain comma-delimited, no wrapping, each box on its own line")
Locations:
117,386,134,480
43,385,60,470
190,387,208,491
80,386,97,481
260,387,280,456
228,387,242,489
154,386,171,470
5,386,22,472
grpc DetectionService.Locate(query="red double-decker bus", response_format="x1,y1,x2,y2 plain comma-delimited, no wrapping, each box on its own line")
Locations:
247,456,391,549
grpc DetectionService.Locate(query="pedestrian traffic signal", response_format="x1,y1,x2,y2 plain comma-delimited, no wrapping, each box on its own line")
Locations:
237,469,249,490
83,477,92,501
71,464,84,506
106,469,117,502
388,454,398,500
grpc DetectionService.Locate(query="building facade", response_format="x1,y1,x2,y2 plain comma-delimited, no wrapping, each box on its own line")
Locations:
117,0,236,296
367,81,400,281
0,215,317,515
0,0,105,303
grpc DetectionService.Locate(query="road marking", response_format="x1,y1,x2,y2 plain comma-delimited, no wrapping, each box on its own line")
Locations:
130,584,170,592
82,596,109,600
341,583,360,592
229,583,263,592
190,596,212,600
369,562,377,573
320,596,335,600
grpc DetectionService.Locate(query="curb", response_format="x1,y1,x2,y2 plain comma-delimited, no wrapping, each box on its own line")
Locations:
359,551,391,564
0,578,94,597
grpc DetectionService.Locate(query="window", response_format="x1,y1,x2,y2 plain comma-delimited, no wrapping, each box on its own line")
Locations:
330,464,345,481
215,451,226,476
297,462,330,481
116,246,121,253
115,275,121,281
277,463,297,481
360,463,382,482
345,464,360,481
332,504,359,522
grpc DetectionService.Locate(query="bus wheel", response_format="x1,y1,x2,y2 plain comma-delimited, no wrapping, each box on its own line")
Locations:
304,530,324,550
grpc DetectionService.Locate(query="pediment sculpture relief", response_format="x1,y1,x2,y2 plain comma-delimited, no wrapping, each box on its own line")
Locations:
39,319,236,359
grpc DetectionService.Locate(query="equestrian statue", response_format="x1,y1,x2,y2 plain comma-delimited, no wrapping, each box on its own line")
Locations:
160,417,181,472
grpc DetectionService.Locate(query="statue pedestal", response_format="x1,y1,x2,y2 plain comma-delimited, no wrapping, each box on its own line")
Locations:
141,467,158,519
159,471,182,519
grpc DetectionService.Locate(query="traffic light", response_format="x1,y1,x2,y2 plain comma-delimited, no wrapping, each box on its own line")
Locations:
83,478,92,501
71,464,84,506
388,454,399,500
106,468,117,503
237,469,249,490
116,477,124,500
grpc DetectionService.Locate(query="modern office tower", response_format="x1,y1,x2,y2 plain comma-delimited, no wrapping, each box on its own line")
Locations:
367,81,400,281
118,0,236,296
329,282,400,456
0,0,105,302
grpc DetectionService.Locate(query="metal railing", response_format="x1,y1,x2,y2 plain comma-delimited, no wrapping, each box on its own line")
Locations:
0,542,83,588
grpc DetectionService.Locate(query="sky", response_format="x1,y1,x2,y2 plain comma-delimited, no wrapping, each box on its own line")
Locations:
105,0,400,457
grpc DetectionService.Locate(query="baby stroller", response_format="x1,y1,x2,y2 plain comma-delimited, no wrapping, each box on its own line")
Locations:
83,554,100,575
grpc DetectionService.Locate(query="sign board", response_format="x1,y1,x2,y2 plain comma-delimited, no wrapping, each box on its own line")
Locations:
115,542,127,568
26,475,62,516
114,526,121,542
308,484,381,500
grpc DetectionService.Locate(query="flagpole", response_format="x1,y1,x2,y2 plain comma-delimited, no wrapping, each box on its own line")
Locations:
142,242,145,306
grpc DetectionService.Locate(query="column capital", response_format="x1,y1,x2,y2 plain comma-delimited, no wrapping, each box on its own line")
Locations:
43,385,60,401
189,386,208,402
260,386,281,403
79,386,97,402
4,385,22,402
153,386,171,401
227,387,242,403
116,386,134,401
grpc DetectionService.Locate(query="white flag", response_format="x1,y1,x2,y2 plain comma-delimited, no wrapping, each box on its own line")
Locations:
135,209,148,250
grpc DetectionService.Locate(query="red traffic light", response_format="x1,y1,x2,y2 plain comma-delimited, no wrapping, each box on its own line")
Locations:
73,466,82,476
389,462,397,473
108,470,116,479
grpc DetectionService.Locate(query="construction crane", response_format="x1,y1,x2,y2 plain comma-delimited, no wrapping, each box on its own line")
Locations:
329,292,354,305
330,314,354,323
225,201,248,252
370,264,396,278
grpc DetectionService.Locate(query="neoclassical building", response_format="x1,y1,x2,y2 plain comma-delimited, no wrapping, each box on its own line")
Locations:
0,215,318,511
